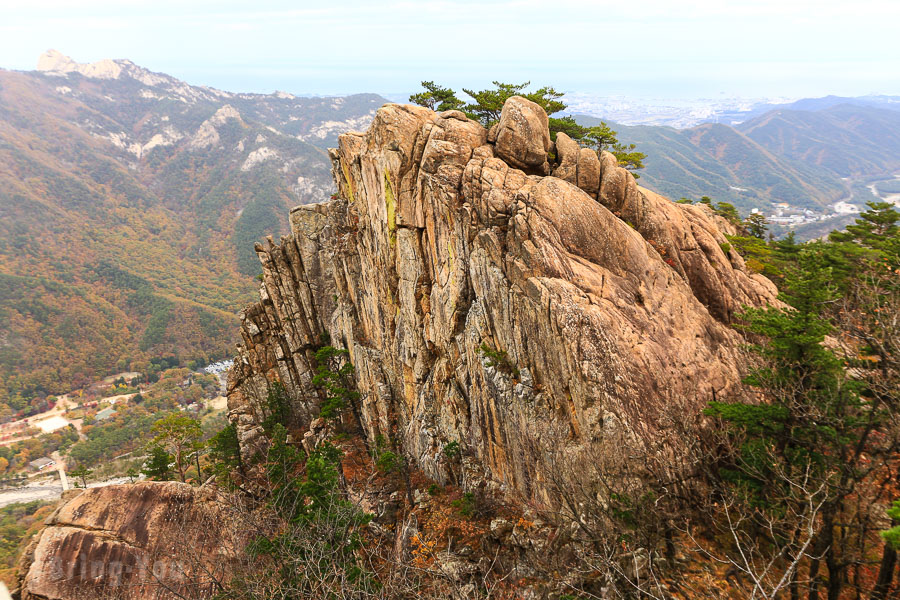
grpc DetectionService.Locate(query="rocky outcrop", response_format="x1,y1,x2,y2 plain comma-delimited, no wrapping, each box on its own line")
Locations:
551,132,602,199
37,49,124,80
491,97,551,174
16,482,234,600
227,97,778,506
595,150,777,321
188,104,243,150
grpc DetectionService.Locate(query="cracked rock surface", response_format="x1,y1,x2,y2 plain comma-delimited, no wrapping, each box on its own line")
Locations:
15,97,780,600
227,97,778,505
17,482,231,600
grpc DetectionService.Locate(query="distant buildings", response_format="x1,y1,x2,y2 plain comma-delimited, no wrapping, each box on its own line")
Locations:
95,407,116,421
203,360,233,375
28,457,55,471
767,201,856,226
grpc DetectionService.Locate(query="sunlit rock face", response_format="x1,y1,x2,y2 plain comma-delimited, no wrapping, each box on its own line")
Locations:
37,49,124,79
227,96,778,504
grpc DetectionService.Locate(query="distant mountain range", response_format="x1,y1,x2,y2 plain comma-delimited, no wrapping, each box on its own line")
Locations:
577,101,900,215
694,94,900,127
559,93,900,129
0,51,386,411
777,94,900,114
737,104,900,178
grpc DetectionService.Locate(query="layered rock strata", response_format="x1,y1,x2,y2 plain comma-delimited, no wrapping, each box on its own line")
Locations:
227,97,777,504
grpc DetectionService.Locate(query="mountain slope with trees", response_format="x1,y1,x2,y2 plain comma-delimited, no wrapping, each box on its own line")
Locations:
737,103,900,178
574,114,848,212
0,53,386,418
576,102,900,215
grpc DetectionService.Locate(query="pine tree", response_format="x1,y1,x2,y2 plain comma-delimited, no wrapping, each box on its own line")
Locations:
582,123,646,175
408,81,466,112
149,413,202,483
208,422,243,485
141,444,173,481
312,346,358,421
69,465,93,488
829,201,900,269
831,201,899,252
707,238,899,600
744,212,769,239
460,81,565,127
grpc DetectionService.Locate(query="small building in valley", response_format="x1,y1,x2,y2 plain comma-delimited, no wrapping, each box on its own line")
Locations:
28,457,56,472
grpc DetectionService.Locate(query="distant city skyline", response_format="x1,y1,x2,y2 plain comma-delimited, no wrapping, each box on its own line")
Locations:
3,0,899,99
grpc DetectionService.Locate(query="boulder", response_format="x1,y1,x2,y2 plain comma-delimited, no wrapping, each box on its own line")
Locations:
550,133,602,199
493,96,550,174
17,482,235,600
576,147,602,199
551,132,579,184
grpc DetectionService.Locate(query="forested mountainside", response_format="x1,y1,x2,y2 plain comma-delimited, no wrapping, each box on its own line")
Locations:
614,120,846,211
737,104,900,178
577,102,900,213
0,51,386,418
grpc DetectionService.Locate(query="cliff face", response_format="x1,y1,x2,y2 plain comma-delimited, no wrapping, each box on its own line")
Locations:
227,97,777,503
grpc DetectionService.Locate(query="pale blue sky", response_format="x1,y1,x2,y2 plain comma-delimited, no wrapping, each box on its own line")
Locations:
2,0,899,99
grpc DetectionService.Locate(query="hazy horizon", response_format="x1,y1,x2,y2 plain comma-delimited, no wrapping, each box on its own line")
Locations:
3,0,900,100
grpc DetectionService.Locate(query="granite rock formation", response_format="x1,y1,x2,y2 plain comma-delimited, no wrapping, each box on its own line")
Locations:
227,96,778,504
16,482,234,600
12,97,779,599
491,96,551,174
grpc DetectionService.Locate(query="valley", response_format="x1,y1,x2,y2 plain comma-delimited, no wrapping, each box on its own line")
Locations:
868,173,900,205
0,356,233,587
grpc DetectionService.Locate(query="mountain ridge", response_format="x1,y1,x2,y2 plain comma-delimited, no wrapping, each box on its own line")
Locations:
0,52,387,415
574,114,848,212
737,103,900,178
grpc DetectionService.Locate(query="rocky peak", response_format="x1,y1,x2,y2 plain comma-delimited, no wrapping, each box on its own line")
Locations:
12,96,782,600
189,104,244,149
37,49,124,79
227,96,778,506
209,104,243,125
35,50,222,100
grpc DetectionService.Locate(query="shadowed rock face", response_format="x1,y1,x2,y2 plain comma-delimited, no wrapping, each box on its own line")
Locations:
17,483,234,600
227,97,778,504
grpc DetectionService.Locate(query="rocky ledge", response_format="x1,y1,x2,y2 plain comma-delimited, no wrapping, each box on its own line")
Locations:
227,96,777,504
